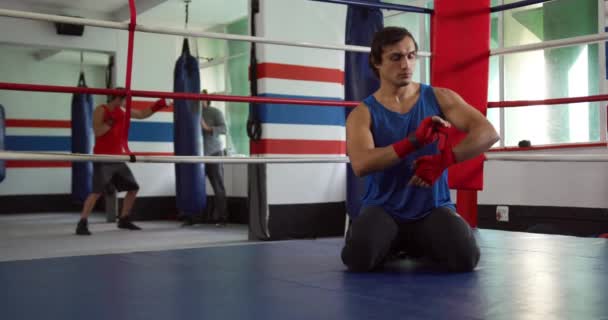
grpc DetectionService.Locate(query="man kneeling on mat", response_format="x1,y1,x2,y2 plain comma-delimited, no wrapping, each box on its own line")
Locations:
343,27,499,272
76,90,169,235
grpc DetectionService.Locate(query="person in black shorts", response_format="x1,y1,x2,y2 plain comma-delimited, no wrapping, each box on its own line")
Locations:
76,91,168,235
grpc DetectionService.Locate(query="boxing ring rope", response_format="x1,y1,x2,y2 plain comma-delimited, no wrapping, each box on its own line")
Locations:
0,1,606,165
0,82,360,108
308,0,433,14
488,94,608,108
0,151,350,164
0,8,432,56
490,0,555,13
491,32,608,56
2,150,608,164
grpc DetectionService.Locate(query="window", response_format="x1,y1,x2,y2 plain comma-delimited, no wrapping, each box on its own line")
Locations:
489,0,601,147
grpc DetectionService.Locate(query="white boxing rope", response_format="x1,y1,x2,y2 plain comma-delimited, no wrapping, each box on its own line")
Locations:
0,151,351,164
3,151,608,164
491,32,608,56
0,8,434,56
485,153,608,162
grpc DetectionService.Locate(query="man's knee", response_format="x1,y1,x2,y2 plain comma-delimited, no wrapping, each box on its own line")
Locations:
341,240,378,272
445,236,480,272
426,207,480,272
341,229,388,272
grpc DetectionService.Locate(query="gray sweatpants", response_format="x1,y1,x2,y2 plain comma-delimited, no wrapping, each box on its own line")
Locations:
341,206,480,272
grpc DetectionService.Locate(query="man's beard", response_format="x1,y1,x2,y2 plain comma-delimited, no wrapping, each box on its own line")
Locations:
393,78,410,87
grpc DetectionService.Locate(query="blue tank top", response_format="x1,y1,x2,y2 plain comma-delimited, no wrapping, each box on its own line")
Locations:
361,84,455,221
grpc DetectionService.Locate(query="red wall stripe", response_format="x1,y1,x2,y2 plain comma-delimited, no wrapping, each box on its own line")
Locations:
5,100,173,130
6,161,71,168
251,139,346,155
6,119,71,128
257,63,345,85
131,100,174,112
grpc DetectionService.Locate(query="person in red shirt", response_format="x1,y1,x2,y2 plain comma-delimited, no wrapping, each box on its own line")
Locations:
76,90,169,235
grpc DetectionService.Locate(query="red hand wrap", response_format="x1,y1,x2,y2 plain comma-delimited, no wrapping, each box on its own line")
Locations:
150,99,168,113
391,117,441,158
413,127,458,185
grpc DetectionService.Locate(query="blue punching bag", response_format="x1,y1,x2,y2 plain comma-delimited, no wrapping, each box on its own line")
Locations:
71,73,94,202
345,3,383,219
173,39,206,216
0,104,5,183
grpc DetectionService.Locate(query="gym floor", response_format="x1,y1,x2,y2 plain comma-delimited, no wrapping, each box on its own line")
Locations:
0,214,606,319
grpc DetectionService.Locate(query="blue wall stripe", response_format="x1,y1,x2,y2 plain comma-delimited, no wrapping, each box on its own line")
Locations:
6,136,70,151
6,122,175,151
257,94,347,126
128,122,174,142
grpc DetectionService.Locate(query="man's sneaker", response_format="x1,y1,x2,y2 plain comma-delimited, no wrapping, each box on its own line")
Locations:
76,219,91,236
117,217,141,230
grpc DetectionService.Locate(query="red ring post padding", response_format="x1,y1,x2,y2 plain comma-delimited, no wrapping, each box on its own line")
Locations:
122,0,137,154
431,0,491,227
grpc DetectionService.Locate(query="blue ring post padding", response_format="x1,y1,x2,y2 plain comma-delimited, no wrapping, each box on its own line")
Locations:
344,2,383,219
490,0,555,12
70,79,94,202
0,104,5,183
174,39,206,216
309,0,432,14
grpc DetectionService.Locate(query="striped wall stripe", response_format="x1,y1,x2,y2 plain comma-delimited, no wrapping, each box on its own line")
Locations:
257,63,344,84
257,94,346,126
257,78,344,99
6,119,70,128
7,128,70,136
128,122,173,142
261,123,345,141
6,136,69,151
251,139,345,155
6,161,71,168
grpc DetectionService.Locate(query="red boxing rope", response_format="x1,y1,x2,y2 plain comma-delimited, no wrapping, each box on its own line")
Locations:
0,82,360,107
488,94,608,108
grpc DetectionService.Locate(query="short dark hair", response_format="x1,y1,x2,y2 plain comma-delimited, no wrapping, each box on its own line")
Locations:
368,27,419,77
108,87,126,102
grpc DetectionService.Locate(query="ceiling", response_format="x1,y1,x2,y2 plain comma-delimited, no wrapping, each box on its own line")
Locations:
0,0,248,27
0,45,110,66
138,0,249,29
0,0,248,65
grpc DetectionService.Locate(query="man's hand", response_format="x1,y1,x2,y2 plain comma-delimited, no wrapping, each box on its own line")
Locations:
392,116,451,159
150,98,169,113
409,127,456,187
415,116,451,145
202,119,212,132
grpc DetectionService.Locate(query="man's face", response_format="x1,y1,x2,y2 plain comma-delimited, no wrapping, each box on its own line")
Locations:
375,36,418,87
110,97,126,107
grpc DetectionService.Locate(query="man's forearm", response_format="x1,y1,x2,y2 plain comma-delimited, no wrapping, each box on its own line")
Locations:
93,123,112,137
452,125,499,162
349,146,401,177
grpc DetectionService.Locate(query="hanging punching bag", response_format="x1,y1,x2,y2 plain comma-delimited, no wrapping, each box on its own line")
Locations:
173,39,206,216
344,3,383,219
0,104,5,183
71,73,94,202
